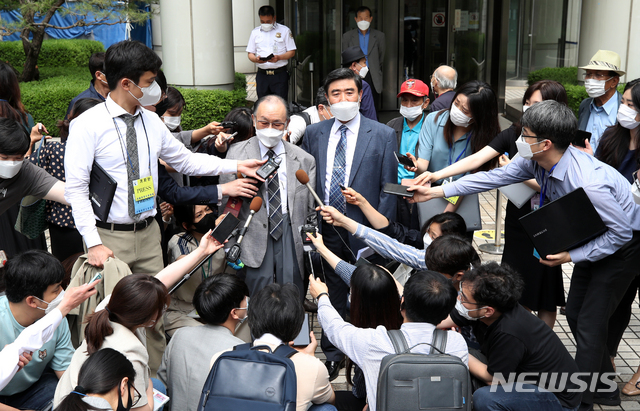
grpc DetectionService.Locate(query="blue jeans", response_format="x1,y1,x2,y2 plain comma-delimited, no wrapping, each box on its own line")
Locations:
0,367,58,411
473,384,578,411
308,404,338,411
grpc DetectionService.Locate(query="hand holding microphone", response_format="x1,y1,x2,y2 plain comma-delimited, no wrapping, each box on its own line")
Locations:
226,197,263,262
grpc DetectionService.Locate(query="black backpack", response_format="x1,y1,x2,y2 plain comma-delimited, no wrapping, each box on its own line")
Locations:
198,343,298,411
376,329,472,411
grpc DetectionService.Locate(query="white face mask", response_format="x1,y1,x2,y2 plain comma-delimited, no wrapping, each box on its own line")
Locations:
0,159,23,179
617,104,640,130
255,126,284,148
400,104,423,121
455,299,486,321
357,20,370,31
163,116,181,131
128,80,162,106
33,289,65,315
422,232,433,248
356,63,369,79
319,107,333,121
330,100,360,122
522,105,530,113
449,103,472,127
584,78,611,98
515,135,547,160
261,23,275,31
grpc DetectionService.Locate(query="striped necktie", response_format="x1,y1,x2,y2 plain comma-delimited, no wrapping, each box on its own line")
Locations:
329,125,347,214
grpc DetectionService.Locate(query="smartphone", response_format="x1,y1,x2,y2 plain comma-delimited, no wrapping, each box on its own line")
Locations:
292,313,311,346
87,272,102,284
260,53,275,61
383,182,414,198
210,213,241,244
222,131,238,142
220,121,237,129
338,184,347,190
573,130,592,148
394,152,415,168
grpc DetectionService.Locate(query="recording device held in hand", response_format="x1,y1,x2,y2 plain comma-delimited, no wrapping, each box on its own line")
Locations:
219,121,237,129
257,155,282,181
226,197,263,262
300,212,318,252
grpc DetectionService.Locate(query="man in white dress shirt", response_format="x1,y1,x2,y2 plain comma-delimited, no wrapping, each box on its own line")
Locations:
246,5,296,100
64,40,264,374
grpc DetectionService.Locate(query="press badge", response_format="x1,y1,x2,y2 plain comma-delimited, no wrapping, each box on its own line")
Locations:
530,193,541,210
133,176,155,214
442,177,459,205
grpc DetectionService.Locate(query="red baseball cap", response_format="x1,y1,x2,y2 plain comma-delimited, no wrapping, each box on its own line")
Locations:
397,79,429,98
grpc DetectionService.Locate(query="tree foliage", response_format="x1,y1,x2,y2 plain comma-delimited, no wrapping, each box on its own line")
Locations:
0,0,156,81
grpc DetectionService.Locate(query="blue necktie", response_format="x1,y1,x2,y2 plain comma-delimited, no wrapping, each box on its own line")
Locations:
267,150,283,241
329,125,347,214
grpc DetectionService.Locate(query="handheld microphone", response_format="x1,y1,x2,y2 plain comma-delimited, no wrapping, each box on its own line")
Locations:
226,197,263,262
295,169,324,207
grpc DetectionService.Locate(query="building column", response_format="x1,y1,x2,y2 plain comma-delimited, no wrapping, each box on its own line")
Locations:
159,0,235,90
577,0,638,83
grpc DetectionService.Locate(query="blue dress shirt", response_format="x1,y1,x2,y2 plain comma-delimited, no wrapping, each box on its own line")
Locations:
442,146,640,263
398,115,424,182
587,94,620,153
358,30,369,65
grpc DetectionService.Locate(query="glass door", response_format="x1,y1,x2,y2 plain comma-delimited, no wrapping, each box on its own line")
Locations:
448,0,488,85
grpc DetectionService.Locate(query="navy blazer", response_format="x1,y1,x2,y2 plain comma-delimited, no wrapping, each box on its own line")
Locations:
302,115,398,252
157,163,218,205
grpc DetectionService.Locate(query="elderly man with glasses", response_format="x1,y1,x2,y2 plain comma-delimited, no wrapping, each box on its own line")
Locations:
577,50,625,153
219,94,317,300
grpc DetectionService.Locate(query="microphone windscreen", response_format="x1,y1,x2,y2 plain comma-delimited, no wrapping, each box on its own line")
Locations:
250,196,263,212
295,169,309,185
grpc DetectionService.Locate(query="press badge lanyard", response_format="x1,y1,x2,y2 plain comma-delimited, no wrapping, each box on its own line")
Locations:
448,134,471,166
110,113,152,174
538,163,558,208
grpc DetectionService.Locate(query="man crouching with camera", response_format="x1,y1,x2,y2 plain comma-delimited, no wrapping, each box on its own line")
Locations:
219,95,317,300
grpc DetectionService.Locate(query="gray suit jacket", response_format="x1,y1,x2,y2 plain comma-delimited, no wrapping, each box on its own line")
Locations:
342,28,386,94
220,137,316,273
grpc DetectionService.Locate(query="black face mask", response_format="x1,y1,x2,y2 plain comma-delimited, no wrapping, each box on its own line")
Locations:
192,212,217,234
116,385,133,411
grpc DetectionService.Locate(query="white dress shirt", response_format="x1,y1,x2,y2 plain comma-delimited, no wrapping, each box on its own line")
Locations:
259,139,288,215
246,23,297,70
0,309,63,391
65,96,238,248
324,114,361,204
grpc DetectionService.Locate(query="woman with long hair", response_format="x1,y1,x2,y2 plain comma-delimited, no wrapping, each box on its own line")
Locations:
54,231,224,410
593,79,640,395
412,80,569,329
55,348,140,411
335,264,402,411
408,81,500,235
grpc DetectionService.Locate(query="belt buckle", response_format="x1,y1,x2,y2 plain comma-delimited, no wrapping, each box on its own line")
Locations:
266,70,275,75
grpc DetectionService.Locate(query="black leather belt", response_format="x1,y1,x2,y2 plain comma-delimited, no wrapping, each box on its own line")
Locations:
258,67,287,75
95,216,155,232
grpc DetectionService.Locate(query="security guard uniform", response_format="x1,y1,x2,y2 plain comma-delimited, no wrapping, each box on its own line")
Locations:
247,22,297,100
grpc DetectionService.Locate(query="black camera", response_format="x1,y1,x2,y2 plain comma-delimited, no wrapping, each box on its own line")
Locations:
257,155,281,180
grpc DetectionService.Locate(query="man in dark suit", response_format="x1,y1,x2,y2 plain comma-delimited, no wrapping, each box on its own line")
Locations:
302,68,397,379
342,6,385,111
220,95,316,299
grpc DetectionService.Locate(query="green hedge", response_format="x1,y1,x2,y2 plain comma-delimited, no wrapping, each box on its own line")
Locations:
527,66,624,115
0,39,105,69
20,67,248,136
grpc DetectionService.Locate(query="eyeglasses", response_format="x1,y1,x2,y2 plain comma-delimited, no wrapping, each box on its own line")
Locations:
458,282,483,305
583,73,613,81
131,384,142,407
256,120,286,130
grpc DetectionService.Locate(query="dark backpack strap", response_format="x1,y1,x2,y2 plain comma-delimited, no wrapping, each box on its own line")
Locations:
273,344,298,359
431,329,448,354
387,329,410,354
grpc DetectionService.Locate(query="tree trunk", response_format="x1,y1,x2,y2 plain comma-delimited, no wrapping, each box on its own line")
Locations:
19,0,65,82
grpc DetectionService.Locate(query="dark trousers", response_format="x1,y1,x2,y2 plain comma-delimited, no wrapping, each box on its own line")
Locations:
256,70,289,101
245,214,303,300
363,70,380,112
565,231,640,405
607,274,640,356
48,224,84,262
320,221,352,362
0,367,58,411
